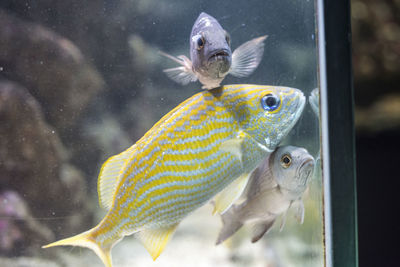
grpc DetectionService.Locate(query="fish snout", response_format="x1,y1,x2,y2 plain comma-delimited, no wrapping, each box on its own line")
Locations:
204,49,232,78
297,157,315,186
207,49,231,65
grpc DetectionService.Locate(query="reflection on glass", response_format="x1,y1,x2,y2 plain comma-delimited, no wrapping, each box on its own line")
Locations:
0,0,324,266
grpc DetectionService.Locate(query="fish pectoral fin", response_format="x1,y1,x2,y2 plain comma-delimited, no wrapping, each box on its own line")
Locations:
160,51,197,85
219,131,250,165
163,66,198,85
292,199,305,224
98,148,133,210
251,219,276,243
213,172,251,215
136,223,179,260
230,35,268,78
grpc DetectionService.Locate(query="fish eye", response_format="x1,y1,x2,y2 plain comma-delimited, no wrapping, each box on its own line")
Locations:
261,94,280,111
197,36,205,50
280,154,292,168
225,31,231,45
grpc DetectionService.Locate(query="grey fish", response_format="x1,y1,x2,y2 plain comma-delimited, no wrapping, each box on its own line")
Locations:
216,146,315,244
161,12,267,90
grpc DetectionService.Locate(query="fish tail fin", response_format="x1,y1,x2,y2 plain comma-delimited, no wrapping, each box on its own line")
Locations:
42,228,113,267
216,208,243,245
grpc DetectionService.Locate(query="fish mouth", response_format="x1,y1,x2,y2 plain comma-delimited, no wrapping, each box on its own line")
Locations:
300,158,315,171
207,50,230,63
298,158,315,184
282,92,306,137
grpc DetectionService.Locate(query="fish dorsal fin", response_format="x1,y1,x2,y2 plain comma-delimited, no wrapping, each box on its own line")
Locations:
213,172,251,215
97,148,133,210
136,224,179,260
230,35,268,78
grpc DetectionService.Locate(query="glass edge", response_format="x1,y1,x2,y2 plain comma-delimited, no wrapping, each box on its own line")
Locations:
316,0,333,266
318,0,359,266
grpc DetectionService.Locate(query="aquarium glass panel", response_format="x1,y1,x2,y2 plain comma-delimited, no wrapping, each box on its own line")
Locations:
0,0,326,266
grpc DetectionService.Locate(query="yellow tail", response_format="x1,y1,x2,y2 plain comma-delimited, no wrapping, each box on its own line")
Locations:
42,229,113,267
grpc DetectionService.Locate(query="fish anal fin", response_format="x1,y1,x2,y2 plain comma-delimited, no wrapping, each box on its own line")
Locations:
230,35,268,78
160,51,197,85
251,219,276,243
98,148,132,210
213,172,251,215
136,223,179,260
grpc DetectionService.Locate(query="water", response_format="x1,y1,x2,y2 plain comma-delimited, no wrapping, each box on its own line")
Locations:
0,0,323,266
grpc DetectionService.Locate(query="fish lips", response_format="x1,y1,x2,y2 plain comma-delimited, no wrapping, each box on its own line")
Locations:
207,49,231,63
206,49,232,77
298,158,315,185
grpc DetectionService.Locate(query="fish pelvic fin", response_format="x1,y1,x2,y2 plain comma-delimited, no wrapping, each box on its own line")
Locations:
42,229,113,267
292,199,305,224
216,207,243,245
251,219,276,243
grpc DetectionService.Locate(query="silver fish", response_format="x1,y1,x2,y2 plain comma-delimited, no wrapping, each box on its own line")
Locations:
216,146,315,244
161,12,267,90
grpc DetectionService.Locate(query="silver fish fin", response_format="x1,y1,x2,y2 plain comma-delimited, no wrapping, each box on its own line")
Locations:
251,219,276,243
230,35,268,78
215,208,243,245
292,199,305,224
213,172,251,215
279,205,290,232
136,223,179,260
160,51,197,85
97,148,133,210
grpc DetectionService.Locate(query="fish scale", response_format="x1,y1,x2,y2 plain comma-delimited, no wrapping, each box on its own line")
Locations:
43,84,305,267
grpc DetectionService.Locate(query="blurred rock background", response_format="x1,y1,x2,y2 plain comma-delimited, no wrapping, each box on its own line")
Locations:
0,1,322,266
0,0,396,266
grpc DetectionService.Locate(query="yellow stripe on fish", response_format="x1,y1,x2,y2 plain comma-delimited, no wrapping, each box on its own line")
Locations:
43,84,305,267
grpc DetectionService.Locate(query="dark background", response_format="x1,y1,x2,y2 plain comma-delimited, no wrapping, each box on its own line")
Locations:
352,0,400,266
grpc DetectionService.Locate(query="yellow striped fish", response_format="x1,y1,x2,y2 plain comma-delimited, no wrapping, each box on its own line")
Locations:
43,84,305,267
